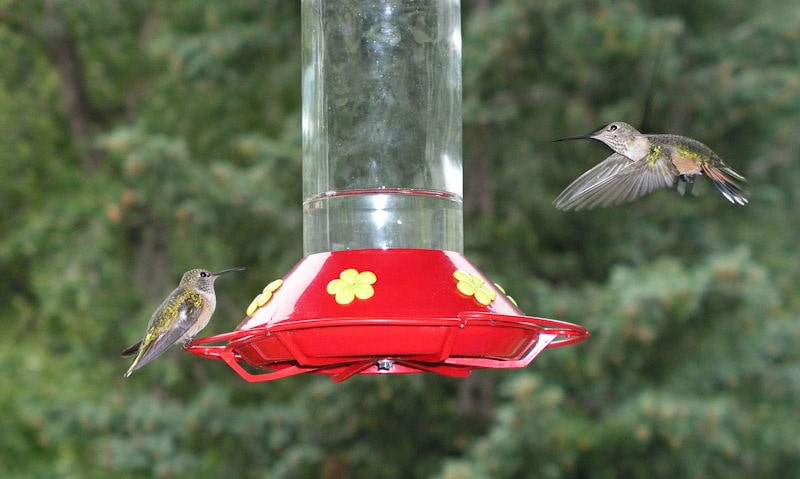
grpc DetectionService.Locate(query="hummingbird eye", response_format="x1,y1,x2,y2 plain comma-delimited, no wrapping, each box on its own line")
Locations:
199,271,209,278
608,124,618,132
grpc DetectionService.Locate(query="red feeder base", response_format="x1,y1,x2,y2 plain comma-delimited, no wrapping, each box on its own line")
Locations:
185,249,588,382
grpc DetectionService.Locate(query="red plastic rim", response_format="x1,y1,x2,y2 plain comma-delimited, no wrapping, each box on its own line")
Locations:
186,249,589,382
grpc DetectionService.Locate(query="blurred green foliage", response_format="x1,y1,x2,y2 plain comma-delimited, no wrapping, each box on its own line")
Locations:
1,1,798,478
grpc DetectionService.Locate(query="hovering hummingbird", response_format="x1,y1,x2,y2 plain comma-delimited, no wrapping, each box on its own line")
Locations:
553,122,749,211
121,267,245,377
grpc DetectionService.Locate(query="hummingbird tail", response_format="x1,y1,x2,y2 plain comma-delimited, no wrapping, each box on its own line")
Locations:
120,340,142,358
703,164,749,205
123,345,148,378
123,361,139,378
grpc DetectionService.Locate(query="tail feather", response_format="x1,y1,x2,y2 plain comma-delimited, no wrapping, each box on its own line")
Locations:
120,340,142,358
703,164,749,205
123,362,139,378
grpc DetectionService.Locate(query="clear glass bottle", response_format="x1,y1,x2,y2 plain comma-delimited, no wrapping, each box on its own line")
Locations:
301,0,463,254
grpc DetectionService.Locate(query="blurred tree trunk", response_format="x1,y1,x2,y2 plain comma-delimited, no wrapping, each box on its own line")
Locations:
457,371,495,418
41,7,100,171
1,3,102,171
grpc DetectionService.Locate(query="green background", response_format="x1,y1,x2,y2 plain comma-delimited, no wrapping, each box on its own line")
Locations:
1,1,798,477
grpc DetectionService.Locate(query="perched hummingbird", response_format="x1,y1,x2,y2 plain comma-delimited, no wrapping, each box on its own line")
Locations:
121,267,245,377
553,121,749,211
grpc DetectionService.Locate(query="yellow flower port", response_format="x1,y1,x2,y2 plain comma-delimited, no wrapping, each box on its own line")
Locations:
246,279,284,316
326,268,377,305
453,269,496,306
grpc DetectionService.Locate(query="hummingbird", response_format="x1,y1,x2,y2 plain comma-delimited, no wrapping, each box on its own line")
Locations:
553,121,749,211
121,267,245,377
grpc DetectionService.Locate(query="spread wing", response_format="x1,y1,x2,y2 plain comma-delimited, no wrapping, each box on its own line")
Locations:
554,153,677,211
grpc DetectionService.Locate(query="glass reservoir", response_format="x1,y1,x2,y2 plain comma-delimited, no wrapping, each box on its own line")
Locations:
302,0,463,253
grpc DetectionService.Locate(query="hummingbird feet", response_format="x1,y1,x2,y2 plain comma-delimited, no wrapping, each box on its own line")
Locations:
676,175,697,196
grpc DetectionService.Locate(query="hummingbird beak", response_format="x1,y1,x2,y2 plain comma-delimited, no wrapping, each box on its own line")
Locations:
553,133,593,142
212,267,246,277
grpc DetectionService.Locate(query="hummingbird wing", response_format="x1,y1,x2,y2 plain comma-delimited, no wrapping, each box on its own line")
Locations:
554,153,633,206
554,153,677,211
124,293,202,376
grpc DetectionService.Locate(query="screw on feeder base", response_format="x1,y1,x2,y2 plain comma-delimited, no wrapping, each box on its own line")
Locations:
376,359,395,372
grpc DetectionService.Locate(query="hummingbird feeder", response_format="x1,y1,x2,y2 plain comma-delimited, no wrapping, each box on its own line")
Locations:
185,0,588,382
